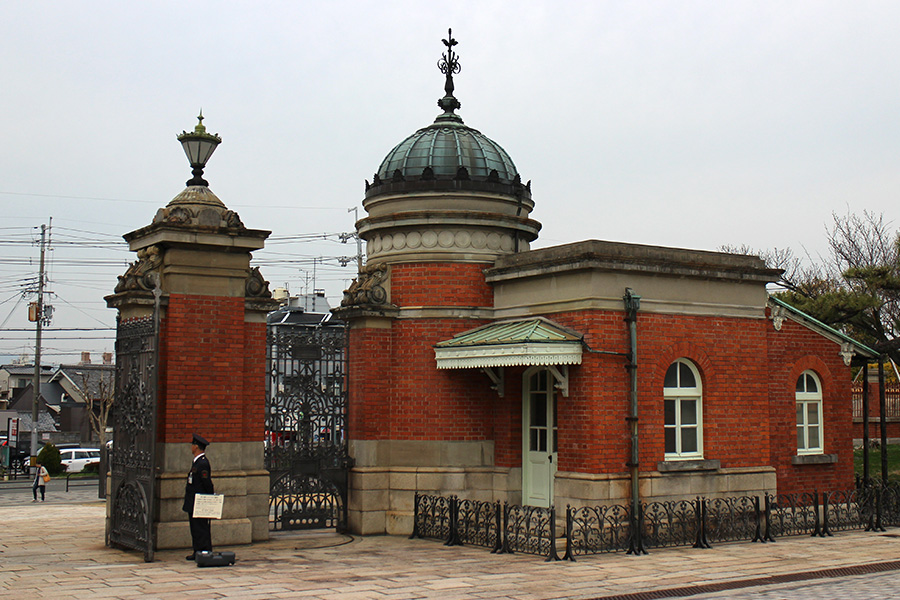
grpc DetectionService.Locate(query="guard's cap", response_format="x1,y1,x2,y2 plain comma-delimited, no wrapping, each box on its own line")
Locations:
191,433,209,449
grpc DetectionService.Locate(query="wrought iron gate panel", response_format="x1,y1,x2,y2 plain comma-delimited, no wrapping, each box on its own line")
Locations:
266,323,350,531
108,315,158,562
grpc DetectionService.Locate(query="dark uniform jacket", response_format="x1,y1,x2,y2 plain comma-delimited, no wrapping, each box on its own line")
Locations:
182,453,214,514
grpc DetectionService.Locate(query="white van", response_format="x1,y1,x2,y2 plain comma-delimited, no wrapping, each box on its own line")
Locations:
59,448,100,473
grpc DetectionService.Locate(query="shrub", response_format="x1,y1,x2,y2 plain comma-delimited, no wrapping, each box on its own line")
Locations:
37,443,63,475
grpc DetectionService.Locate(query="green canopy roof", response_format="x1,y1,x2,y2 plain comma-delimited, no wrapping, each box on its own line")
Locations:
434,317,583,369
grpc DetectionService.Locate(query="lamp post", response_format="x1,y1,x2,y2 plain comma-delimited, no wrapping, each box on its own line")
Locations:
177,111,222,187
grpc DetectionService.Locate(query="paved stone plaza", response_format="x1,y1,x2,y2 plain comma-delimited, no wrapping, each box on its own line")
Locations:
2,483,900,599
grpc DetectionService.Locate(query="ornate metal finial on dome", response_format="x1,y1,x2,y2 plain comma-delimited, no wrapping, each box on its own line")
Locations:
177,110,222,187
437,28,462,117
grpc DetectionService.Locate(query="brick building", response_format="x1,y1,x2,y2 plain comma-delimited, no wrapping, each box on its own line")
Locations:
335,33,877,536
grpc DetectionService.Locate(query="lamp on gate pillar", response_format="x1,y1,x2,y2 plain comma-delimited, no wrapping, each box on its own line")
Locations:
177,111,222,187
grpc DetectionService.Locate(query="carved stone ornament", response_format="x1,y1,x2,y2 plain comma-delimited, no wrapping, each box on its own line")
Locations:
770,304,786,331
245,266,272,298
114,246,162,293
341,263,388,307
840,342,855,366
151,186,245,230
152,204,245,230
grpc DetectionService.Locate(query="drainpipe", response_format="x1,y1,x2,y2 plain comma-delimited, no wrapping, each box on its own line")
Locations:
879,359,888,483
862,363,870,487
623,288,645,554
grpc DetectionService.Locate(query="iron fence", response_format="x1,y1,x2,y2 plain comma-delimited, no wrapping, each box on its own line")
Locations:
411,493,559,559
498,503,559,559
704,495,762,544
411,482,900,562
564,504,633,557
852,383,900,418
765,491,820,539
642,499,702,549
455,497,501,550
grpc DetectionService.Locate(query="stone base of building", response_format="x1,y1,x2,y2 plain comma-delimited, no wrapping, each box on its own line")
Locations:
348,462,777,536
555,465,777,509
348,465,522,536
106,441,270,550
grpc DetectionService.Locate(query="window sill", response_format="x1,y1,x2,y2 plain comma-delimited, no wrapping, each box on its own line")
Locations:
657,459,721,473
792,454,838,465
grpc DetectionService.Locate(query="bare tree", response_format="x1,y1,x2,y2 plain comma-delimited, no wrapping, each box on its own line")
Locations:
726,210,900,363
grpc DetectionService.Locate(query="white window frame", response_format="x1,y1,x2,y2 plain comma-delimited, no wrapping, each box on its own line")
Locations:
663,358,703,460
796,370,823,455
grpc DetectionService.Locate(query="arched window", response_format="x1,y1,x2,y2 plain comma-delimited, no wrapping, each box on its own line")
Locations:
664,359,703,459
796,371,823,454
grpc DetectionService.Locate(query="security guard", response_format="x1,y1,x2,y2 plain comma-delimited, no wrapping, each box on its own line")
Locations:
183,433,214,560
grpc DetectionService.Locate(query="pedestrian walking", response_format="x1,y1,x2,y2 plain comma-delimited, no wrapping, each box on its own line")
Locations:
32,461,49,502
182,433,214,560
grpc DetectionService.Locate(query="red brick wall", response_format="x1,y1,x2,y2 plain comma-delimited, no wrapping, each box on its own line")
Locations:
766,318,854,493
157,294,267,444
347,318,497,441
347,326,392,439
346,259,856,495
389,263,493,307
545,311,772,475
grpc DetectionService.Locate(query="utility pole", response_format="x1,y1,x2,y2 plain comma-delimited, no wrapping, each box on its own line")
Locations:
31,222,48,463
345,206,363,272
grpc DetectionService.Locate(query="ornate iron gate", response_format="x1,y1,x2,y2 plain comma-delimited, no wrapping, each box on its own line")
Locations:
107,313,158,562
266,319,351,531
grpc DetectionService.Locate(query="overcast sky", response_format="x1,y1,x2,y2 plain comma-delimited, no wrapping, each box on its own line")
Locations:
1,1,898,364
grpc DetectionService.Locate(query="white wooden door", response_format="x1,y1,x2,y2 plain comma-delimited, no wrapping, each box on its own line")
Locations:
523,368,557,507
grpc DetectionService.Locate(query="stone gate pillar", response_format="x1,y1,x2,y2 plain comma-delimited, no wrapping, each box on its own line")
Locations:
105,118,278,550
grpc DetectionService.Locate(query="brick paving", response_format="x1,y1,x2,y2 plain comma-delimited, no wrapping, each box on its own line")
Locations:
2,484,900,599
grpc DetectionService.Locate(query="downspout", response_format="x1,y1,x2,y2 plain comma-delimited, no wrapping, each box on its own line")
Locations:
623,288,645,554
862,363,870,487
879,359,888,483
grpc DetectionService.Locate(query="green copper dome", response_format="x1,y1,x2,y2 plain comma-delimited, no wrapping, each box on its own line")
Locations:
376,113,519,183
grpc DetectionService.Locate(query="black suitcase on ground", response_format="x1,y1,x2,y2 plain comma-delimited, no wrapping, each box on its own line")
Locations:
195,551,236,567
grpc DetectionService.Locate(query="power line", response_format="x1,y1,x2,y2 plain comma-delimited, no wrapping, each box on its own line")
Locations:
1,328,114,332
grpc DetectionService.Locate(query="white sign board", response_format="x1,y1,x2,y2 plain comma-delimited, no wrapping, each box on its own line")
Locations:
192,494,224,519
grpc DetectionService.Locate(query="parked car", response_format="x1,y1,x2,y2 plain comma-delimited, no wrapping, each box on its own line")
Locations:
59,448,100,473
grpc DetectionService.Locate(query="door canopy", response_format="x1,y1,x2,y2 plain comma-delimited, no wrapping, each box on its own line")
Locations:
434,317,583,369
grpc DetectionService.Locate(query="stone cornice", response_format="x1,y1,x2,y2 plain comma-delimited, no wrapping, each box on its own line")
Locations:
486,239,782,284
124,223,270,252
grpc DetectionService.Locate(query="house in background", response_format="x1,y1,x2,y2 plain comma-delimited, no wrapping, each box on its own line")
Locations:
50,353,115,445
2,352,114,449
334,34,878,535
0,363,54,408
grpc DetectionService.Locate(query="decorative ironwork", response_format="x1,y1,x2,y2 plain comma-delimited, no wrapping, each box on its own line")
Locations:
270,473,343,530
110,480,151,546
564,504,633,559
822,489,866,534
642,499,701,549
437,28,462,114
410,492,454,542
266,322,351,531
878,482,900,527
704,496,762,544
413,487,900,562
499,503,559,560
765,492,820,539
108,314,158,562
456,498,502,550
